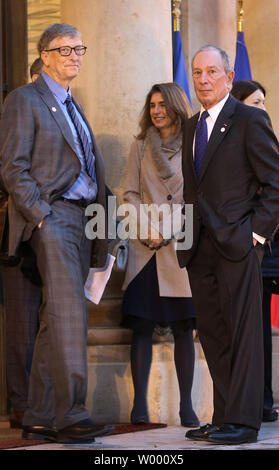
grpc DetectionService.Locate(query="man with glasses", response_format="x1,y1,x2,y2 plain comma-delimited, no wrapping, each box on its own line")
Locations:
0,23,111,444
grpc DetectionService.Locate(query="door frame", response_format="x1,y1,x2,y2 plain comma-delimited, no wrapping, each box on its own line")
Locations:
0,0,28,418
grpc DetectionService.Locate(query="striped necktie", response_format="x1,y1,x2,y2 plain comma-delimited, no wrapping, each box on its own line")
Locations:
194,110,209,179
65,94,96,180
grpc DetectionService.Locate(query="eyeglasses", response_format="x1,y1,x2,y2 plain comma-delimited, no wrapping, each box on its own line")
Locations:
44,45,87,56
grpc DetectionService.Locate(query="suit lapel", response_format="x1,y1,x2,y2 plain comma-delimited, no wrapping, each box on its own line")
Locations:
199,95,236,182
187,113,200,184
72,96,105,185
72,97,97,153
32,76,105,199
34,76,78,157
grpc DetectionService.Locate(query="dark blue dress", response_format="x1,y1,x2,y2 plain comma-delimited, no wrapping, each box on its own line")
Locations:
121,254,196,335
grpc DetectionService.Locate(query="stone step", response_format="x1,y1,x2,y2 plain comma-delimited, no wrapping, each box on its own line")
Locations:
88,298,122,327
99,269,125,298
87,326,176,346
87,325,200,349
88,326,131,345
86,341,213,425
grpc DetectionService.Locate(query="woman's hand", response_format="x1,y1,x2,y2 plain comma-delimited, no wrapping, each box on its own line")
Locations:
139,227,171,250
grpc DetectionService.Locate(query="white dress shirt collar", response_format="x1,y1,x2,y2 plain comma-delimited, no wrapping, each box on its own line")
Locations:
197,93,265,244
197,93,230,141
199,93,230,124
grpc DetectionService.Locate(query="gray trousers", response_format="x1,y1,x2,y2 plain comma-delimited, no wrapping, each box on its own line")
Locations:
23,200,92,430
2,263,41,412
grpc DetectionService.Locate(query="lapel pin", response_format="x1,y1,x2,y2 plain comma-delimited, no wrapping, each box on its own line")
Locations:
52,107,57,112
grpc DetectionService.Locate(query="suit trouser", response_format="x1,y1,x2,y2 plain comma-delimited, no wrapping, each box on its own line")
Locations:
262,290,273,409
187,229,264,430
2,262,41,412
23,199,92,430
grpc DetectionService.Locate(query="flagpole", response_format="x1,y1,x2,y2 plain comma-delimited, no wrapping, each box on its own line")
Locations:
172,0,182,32
237,0,244,32
234,0,252,81
172,0,192,104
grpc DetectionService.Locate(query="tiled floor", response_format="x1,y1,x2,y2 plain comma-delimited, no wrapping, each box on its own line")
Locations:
2,419,279,451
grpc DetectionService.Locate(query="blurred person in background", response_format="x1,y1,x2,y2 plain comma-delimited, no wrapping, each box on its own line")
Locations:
231,79,278,423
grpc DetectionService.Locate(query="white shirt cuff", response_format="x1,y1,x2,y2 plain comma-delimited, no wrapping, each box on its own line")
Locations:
253,232,266,245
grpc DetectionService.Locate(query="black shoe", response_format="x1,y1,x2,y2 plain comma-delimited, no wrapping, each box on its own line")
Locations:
22,425,57,441
262,408,278,422
10,410,24,429
185,423,220,441
56,419,114,444
131,413,149,425
207,424,258,445
131,418,149,425
130,407,149,425
181,421,200,428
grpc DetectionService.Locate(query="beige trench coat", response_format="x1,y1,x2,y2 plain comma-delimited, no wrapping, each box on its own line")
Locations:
119,128,192,297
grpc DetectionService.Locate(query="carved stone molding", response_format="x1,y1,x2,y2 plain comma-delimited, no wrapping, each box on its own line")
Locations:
27,0,61,76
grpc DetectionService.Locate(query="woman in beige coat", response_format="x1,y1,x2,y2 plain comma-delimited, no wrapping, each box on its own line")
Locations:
120,83,199,427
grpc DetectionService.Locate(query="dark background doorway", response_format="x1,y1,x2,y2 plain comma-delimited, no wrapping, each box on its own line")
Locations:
0,0,28,115
0,0,27,417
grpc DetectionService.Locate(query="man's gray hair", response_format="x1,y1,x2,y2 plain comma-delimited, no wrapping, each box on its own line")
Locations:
192,45,234,74
37,23,81,54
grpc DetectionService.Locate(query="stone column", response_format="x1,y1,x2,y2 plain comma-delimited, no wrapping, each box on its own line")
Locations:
59,0,174,344
61,0,173,191
181,0,237,112
240,0,279,137
60,0,213,425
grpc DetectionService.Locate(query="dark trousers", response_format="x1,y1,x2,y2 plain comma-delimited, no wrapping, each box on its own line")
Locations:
2,262,41,412
262,290,273,409
187,229,264,430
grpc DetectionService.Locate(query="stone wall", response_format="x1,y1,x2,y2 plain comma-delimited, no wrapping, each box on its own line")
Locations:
242,0,279,136
60,0,173,193
27,0,60,77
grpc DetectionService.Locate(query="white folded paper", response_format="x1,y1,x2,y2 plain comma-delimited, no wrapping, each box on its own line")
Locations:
84,254,115,304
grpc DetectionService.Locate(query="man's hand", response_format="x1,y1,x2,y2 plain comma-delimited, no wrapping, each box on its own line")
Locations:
38,211,51,229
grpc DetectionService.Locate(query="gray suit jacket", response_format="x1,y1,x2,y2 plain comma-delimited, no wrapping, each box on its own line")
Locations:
0,75,107,267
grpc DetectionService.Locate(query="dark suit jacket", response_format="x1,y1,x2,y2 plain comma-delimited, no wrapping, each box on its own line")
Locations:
0,184,8,257
0,75,107,267
177,95,279,267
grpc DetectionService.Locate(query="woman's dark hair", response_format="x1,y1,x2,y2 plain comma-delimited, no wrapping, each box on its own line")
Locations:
30,58,43,79
231,80,266,102
137,82,192,140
